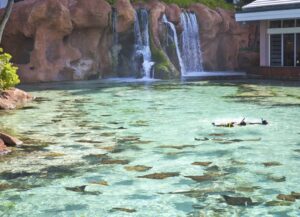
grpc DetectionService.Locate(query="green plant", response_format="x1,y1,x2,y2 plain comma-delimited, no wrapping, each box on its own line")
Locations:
0,48,20,90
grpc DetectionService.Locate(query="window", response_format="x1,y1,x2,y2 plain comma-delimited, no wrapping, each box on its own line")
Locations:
270,20,281,28
270,33,300,67
283,34,295,66
269,19,300,67
283,20,295,28
297,34,300,66
270,19,300,28
270,35,282,66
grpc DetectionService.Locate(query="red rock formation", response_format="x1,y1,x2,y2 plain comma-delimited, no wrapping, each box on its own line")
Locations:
0,139,11,155
0,132,23,146
1,0,113,82
190,4,259,71
0,88,34,110
0,0,258,82
115,0,135,33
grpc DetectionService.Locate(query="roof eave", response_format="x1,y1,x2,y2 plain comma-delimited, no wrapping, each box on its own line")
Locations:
236,8,300,22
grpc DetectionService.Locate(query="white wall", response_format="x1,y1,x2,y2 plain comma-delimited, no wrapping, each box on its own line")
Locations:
0,0,8,8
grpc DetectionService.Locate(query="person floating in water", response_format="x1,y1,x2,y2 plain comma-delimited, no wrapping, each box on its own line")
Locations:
212,118,268,127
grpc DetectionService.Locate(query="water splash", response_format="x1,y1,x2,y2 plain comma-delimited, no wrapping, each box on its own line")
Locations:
180,12,204,76
133,9,155,79
162,14,186,75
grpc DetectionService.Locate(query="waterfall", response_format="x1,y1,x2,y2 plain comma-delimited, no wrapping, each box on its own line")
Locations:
133,9,154,79
162,15,186,75
180,12,204,76
111,8,119,72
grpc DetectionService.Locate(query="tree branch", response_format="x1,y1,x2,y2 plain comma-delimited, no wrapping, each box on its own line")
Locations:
0,0,14,44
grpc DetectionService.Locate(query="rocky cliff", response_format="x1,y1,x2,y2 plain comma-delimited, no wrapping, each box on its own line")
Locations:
0,0,259,82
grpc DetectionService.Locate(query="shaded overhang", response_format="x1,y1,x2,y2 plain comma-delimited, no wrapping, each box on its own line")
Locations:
236,8,300,22
235,0,300,22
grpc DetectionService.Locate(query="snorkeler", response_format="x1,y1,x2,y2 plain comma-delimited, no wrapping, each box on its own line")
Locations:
212,118,268,127
212,122,235,128
248,118,268,125
238,118,246,126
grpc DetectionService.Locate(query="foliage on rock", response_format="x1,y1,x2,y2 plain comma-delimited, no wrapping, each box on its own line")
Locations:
107,0,233,9
0,48,20,90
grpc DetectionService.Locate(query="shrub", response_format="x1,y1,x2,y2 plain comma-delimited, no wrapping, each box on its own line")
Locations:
0,48,20,90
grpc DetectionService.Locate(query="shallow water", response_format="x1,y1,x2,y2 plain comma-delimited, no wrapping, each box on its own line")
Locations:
0,79,300,217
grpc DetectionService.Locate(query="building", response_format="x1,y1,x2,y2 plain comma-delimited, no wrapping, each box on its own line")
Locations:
236,0,300,80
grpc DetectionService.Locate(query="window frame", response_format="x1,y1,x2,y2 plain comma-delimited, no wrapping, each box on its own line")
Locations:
268,19,300,67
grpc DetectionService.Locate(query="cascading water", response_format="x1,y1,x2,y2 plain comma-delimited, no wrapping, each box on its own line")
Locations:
180,12,204,76
111,8,119,72
162,15,186,75
133,9,154,79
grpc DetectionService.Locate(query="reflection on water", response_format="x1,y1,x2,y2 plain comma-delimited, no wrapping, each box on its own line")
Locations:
0,79,300,216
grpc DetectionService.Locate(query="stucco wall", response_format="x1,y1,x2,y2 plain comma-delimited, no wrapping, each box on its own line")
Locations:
260,20,269,66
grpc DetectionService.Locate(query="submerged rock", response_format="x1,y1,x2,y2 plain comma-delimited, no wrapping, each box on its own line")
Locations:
110,207,136,213
90,180,109,186
65,185,87,193
0,132,23,146
75,139,103,144
82,154,107,164
184,175,214,182
0,183,14,191
265,200,292,206
236,186,261,193
209,133,228,137
124,165,152,172
263,162,282,167
0,88,34,110
276,194,296,202
101,159,129,165
222,195,254,206
192,162,212,167
138,172,179,179
170,189,235,199
158,145,195,150
0,171,36,180
267,175,286,182
205,165,220,172
291,192,300,199
43,152,65,158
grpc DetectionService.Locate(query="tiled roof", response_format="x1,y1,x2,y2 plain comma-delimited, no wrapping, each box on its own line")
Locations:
243,0,300,9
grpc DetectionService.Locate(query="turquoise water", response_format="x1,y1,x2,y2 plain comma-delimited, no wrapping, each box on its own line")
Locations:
0,79,300,216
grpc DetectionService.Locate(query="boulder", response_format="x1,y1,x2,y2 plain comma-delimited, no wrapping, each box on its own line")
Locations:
0,88,34,110
165,4,181,25
1,0,112,82
70,0,111,29
0,139,11,155
189,4,258,71
149,1,166,48
115,0,135,33
0,132,23,146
